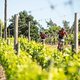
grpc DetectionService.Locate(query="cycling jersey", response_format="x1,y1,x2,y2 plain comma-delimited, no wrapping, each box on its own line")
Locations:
40,33,46,39
58,30,66,39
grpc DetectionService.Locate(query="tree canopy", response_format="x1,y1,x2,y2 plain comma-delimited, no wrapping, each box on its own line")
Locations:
8,10,39,41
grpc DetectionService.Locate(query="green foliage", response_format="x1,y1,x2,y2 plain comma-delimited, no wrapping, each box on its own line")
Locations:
46,19,57,27
0,38,47,80
62,20,70,30
44,26,60,44
8,10,39,41
0,38,80,80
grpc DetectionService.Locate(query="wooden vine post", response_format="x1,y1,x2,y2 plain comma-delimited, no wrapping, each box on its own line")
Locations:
14,14,20,55
28,21,31,41
0,24,2,38
74,13,78,53
7,28,10,45
4,0,7,40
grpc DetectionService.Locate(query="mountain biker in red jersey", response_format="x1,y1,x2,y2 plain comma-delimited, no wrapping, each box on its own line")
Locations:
57,28,67,50
40,32,47,44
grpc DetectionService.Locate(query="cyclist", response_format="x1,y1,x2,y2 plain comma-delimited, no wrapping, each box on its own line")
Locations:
40,32,47,44
57,28,67,50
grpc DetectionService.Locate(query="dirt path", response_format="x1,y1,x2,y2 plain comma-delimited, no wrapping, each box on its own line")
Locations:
0,65,6,80
46,44,80,51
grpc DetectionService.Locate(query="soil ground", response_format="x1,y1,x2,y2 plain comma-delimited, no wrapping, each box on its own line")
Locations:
0,65,6,80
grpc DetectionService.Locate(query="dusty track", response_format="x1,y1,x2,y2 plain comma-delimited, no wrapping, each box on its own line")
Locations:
0,65,6,80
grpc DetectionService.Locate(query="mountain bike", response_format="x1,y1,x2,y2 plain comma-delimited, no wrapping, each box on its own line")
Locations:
57,39,64,51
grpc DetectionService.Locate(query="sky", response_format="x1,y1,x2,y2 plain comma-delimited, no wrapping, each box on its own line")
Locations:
0,0,80,28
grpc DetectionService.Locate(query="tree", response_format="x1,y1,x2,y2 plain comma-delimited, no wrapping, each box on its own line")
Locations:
71,22,74,34
46,19,57,27
44,25,61,44
62,20,70,33
71,19,80,33
63,20,69,28
8,10,39,41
